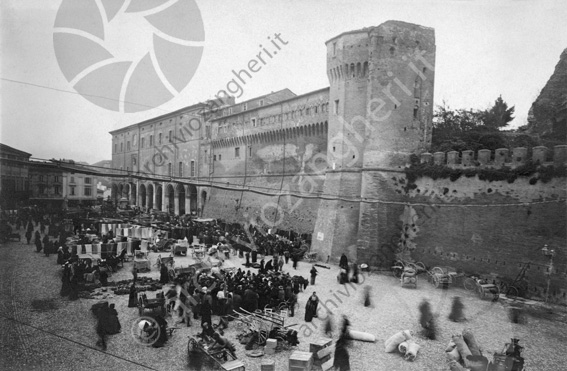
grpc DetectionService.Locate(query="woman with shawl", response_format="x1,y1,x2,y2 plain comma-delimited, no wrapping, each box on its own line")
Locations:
304,292,319,322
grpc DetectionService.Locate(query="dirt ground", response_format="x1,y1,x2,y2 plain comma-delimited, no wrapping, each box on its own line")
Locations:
1,225,566,371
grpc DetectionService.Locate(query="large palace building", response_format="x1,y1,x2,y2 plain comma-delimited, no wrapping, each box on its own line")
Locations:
111,21,566,302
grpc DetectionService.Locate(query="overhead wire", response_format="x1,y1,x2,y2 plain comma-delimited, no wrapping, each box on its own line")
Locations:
22,156,567,208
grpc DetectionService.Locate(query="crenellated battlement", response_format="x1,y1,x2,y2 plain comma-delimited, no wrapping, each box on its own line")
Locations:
419,145,567,168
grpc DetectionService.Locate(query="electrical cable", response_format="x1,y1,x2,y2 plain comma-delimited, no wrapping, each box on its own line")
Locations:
0,314,158,370
16,156,566,207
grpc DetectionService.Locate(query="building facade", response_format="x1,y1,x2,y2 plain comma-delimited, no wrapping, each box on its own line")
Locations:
0,143,32,209
29,161,99,208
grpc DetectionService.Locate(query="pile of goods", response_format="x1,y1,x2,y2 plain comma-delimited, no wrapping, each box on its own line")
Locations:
384,330,421,362
445,329,524,371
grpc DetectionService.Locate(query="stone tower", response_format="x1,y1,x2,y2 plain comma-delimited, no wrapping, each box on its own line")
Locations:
312,20,436,263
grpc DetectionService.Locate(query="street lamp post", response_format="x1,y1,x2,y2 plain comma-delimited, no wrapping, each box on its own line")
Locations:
541,244,555,303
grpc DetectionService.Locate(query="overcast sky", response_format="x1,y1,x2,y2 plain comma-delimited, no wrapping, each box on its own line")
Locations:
2,0,566,164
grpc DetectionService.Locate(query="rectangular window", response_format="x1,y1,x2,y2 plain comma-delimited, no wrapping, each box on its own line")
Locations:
84,187,91,196
70,186,75,196
190,160,195,177
168,163,172,176
334,99,339,115
235,147,240,158
179,162,183,177
213,155,217,161
228,107,232,114
70,176,75,183
150,135,153,146
243,103,247,111
39,175,44,182
54,185,60,195
249,146,252,157
54,176,60,183
169,130,172,142
219,154,222,161
114,144,117,153
141,137,145,148
251,118,256,127
85,177,91,184
259,99,264,106
333,42,337,56
159,133,162,144
127,141,130,150
120,143,123,152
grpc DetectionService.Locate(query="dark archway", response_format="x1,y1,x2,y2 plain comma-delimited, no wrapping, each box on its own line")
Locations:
111,184,119,204
166,184,175,214
139,184,146,208
130,183,137,205
200,190,207,215
156,185,163,211
177,184,186,215
188,185,198,214
118,184,124,199
147,183,154,209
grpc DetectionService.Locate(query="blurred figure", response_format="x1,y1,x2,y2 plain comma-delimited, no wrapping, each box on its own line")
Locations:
448,296,466,322
418,299,437,340
363,285,372,307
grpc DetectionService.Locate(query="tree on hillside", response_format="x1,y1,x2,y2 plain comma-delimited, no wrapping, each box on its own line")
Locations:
482,95,515,130
430,97,515,152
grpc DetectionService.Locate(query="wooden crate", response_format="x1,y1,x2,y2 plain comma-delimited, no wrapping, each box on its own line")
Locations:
310,339,333,365
289,351,313,371
222,359,245,371
261,359,276,371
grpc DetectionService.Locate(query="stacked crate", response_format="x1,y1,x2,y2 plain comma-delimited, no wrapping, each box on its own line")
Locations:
310,339,333,365
264,338,277,355
260,359,276,371
289,351,313,371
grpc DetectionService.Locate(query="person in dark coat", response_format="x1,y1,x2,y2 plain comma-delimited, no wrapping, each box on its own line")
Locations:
310,265,318,285
34,231,42,252
60,263,71,297
95,303,109,350
242,286,259,313
304,292,319,322
106,304,121,334
57,247,65,265
128,284,138,308
43,235,50,256
265,260,273,271
259,259,265,274
339,253,349,270
200,299,212,327
159,263,169,284
232,291,243,313
245,251,251,267
288,291,297,317
25,229,32,245
333,334,351,371
292,255,299,270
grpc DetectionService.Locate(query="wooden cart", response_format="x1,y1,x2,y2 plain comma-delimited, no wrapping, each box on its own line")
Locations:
138,293,166,317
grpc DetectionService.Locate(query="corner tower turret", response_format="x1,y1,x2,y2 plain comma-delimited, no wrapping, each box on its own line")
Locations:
312,21,435,264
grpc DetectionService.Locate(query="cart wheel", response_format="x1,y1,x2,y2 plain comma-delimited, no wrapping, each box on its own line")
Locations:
463,278,477,292
430,267,445,276
415,262,426,272
432,275,441,289
506,286,519,300
391,266,403,278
